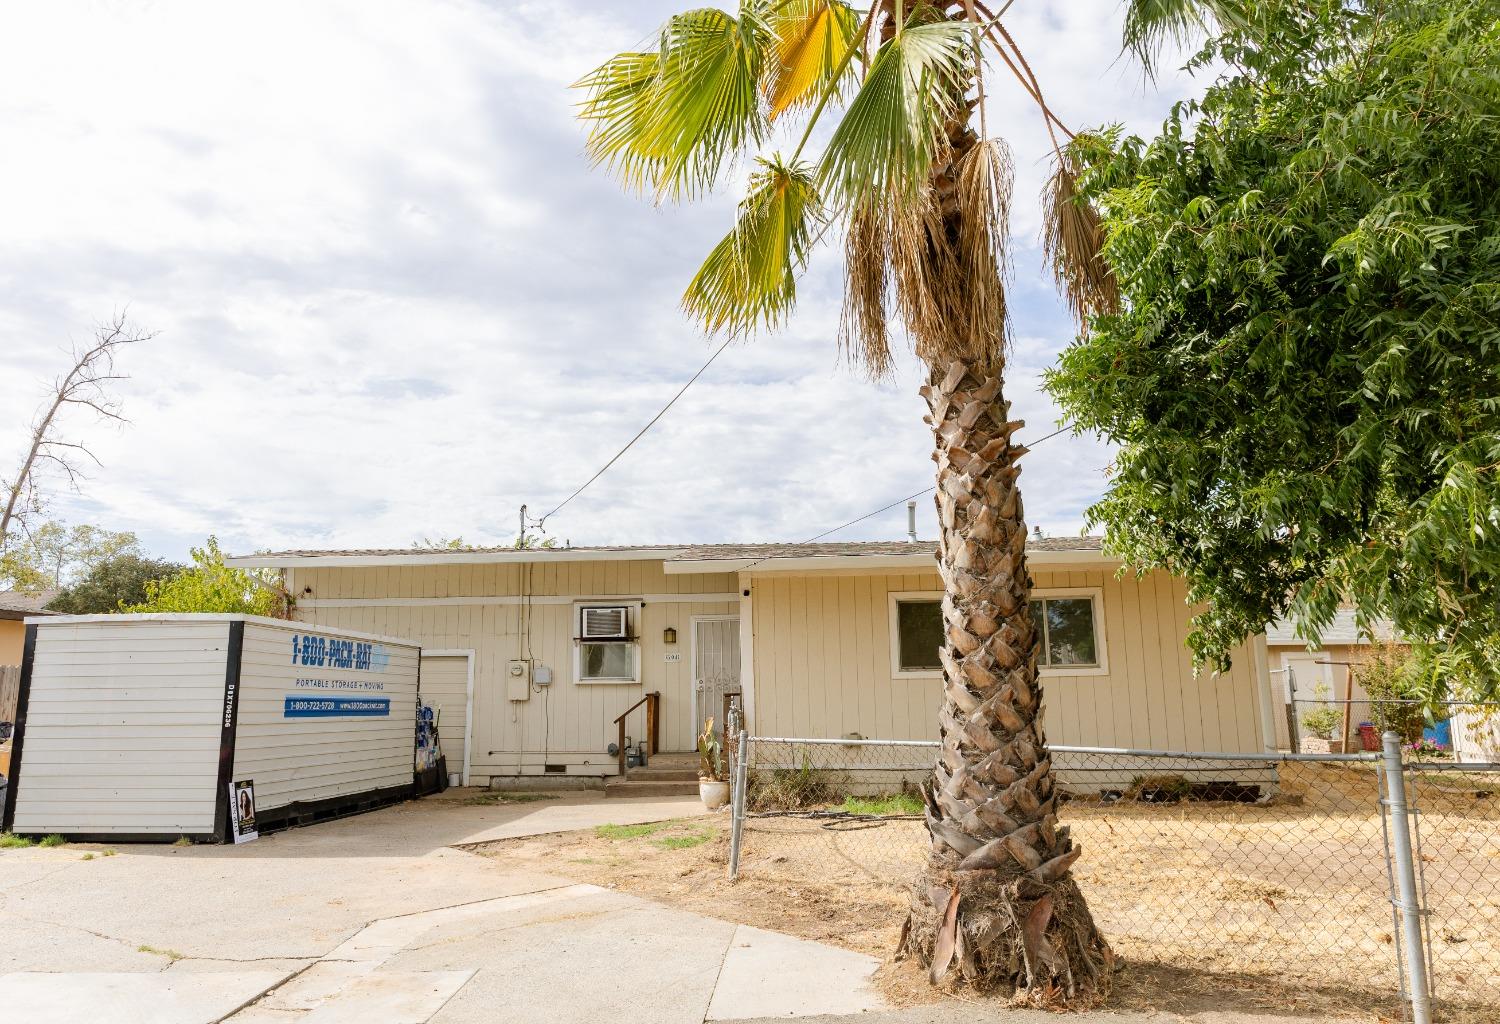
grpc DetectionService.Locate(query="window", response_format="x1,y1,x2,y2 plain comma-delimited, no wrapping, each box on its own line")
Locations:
575,603,640,683
1029,593,1103,671
891,588,1106,678
581,642,634,680
890,593,944,677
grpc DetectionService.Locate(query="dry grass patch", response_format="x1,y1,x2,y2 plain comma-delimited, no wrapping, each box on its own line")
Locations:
475,763,1498,1023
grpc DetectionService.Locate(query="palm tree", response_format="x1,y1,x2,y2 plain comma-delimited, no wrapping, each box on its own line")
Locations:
577,0,1221,1002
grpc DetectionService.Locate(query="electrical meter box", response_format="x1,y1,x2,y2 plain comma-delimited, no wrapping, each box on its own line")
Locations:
506,659,531,702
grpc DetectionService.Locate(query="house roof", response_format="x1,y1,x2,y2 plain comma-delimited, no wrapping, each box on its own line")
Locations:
227,536,1111,571
669,537,1103,560
1267,607,1398,647
0,589,59,620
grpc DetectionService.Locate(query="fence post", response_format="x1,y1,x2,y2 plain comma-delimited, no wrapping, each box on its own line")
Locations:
1381,730,1432,1024
728,730,748,881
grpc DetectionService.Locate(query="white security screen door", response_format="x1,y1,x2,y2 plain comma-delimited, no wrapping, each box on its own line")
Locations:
693,617,740,734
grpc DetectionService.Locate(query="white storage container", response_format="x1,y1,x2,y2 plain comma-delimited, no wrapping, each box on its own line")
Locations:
1,614,421,842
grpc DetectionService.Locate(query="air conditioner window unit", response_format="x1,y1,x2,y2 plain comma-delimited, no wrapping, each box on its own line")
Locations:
581,605,630,641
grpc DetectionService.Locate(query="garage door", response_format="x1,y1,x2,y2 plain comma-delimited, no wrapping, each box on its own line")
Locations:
420,654,471,784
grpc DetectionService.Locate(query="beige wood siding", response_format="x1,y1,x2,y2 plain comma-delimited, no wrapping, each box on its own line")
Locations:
233,621,421,811
748,567,1272,753
10,619,230,835
289,560,737,780
419,654,470,781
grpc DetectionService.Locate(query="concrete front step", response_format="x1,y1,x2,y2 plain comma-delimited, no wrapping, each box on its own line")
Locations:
604,779,702,798
626,768,699,782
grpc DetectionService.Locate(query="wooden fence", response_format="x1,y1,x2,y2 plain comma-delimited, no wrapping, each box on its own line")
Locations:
1,664,19,723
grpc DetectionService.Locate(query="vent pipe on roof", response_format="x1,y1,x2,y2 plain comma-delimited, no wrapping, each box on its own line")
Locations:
906,500,918,543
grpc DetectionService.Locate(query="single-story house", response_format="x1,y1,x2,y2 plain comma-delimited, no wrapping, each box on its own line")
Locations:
1,591,57,666
228,537,1278,786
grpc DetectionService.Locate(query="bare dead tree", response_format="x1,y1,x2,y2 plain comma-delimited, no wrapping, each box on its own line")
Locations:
0,313,155,556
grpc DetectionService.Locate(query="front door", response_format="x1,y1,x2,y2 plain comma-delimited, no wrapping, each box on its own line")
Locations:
693,617,740,737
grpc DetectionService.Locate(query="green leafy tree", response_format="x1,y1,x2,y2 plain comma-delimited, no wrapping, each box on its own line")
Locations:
125,537,287,617
573,0,1212,998
1356,642,1428,742
2,522,143,594
8,523,142,589
1049,0,1500,699
47,553,183,614
0,549,48,593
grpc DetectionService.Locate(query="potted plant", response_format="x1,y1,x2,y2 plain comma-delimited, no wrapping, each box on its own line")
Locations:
698,717,729,810
1300,688,1346,753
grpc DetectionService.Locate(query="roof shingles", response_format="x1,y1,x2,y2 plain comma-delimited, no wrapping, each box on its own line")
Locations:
238,536,1105,562
0,590,59,619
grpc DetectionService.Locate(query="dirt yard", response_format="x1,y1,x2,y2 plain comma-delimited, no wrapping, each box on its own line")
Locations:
473,763,1497,1023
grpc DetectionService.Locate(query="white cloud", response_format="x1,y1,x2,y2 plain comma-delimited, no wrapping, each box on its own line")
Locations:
0,1,1201,559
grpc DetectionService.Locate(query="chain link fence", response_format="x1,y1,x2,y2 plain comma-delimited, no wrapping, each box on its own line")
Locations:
1286,698,1500,761
725,734,1498,1021
1405,761,1500,1012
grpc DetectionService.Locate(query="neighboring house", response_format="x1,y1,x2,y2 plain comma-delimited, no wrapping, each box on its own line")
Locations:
227,538,1277,787
1265,609,1397,750
1269,612,1500,761
0,590,58,665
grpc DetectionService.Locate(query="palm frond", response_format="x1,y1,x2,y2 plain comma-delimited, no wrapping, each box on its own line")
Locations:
576,3,772,200
1121,0,1249,75
817,19,974,208
845,134,1015,378
955,137,1014,353
765,0,862,120
682,155,822,335
887,189,952,365
1042,150,1119,329
839,195,894,378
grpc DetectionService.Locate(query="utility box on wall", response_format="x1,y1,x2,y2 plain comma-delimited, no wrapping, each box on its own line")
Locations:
1,614,421,843
506,659,531,702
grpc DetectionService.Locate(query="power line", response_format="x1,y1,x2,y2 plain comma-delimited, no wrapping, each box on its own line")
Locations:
801,486,936,545
536,336,734,528
732,421,1078,572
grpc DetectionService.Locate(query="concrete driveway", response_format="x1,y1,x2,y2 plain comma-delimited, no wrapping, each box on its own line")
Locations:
0,792,1323,1024
1,792,888,1023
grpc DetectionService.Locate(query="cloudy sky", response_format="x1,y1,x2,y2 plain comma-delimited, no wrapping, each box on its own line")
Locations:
0,2,1202,561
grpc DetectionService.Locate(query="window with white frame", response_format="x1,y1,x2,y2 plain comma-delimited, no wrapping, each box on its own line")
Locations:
1029,591,1104,671
574,602,640,683
891,589,1105,677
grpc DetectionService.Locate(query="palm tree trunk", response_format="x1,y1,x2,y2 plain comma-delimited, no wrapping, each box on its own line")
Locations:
899,358,1111,1000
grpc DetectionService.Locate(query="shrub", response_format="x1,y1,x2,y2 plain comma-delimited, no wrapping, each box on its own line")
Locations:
1356,642,1427,743
745,758,839,811
1298,683,1343,739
